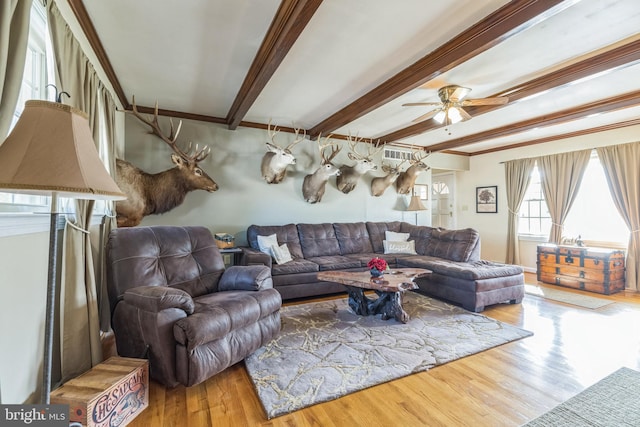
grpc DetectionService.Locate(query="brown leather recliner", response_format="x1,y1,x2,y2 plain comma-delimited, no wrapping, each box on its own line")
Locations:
106,225,281,387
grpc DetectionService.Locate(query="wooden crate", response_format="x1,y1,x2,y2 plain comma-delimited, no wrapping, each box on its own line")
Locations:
537,244,625,295
50,356,148,427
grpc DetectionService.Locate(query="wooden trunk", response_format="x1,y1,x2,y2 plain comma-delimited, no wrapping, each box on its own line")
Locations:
50,356,148,427
537,244,625,295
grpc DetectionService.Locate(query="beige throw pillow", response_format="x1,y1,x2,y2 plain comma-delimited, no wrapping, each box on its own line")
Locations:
383,239,417,254
385,230,410,242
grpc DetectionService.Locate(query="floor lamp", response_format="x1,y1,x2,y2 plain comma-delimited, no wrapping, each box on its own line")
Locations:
0,100,126,403
406,195,427,225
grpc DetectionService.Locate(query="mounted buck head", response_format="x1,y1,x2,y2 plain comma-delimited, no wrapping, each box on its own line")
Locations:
370,159,406,197
115,97,218,227
261,120,304,184
396,149,431,195
336,133,383,194
302,134,341,204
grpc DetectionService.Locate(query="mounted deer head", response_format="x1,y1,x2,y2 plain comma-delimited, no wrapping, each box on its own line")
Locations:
115,97,218,227
302,134,342,204
261,120,304,184
336,133,383,194
370,159,406,197
396,149,431,195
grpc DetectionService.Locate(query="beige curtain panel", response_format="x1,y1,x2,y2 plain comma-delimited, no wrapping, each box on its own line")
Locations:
537,149,591,244
0,0,33,137
596,142,640,292
48,1,120,382
504,158,535,264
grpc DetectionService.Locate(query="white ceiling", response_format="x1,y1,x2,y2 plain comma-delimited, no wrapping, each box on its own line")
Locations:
78,0,640,155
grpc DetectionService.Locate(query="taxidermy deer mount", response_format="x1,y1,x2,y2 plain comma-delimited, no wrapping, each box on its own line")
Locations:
395,149,431,195
336,133,383,194
370,159,406,197
302,134,342,204
115,97,218,227
261,120,304,184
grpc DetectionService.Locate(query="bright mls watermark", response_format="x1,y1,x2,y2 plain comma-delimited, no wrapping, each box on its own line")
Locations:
1,405,68,426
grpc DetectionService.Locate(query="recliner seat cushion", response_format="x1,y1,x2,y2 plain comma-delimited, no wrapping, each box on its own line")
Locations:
175,289,281,349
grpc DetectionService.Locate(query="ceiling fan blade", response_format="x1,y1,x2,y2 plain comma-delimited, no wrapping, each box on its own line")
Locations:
457,107,473,121
461,96,509,106
402,102,442,107
450,86,471,101
412,108,441,123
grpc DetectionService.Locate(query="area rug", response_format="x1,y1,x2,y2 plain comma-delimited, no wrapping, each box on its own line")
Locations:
525,284,614,309
523,367,640,426
245,292,533,419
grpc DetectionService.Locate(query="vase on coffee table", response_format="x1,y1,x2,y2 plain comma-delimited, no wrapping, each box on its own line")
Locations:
370,268,384,278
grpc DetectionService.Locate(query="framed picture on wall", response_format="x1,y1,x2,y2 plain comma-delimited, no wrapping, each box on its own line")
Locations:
476,185,497,213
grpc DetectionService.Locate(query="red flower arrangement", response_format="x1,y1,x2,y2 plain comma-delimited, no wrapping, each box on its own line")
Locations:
367,257,388,271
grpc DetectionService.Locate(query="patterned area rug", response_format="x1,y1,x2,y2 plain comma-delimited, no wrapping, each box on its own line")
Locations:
245,292,533,419
525,284,614,309
523,367,640,426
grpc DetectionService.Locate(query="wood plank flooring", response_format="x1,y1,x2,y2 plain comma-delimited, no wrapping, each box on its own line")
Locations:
127,273,640,426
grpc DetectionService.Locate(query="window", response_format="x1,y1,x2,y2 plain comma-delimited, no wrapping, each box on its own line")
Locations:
518,153,629,246
1,1,50,212
518,167,551,236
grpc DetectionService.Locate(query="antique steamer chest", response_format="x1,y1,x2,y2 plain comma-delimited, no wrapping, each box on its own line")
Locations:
537,244,625,295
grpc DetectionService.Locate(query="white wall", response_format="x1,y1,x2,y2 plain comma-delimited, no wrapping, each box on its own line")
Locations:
0,231,49,403
456,124,640,269
125,113,469,243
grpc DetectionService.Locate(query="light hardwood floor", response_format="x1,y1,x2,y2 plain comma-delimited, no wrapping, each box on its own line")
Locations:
127,273,640,426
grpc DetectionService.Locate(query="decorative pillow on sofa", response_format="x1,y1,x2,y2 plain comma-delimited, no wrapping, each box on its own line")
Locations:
383,239,417,254
271,244,293,264
257,234,278,254
385,230,410,242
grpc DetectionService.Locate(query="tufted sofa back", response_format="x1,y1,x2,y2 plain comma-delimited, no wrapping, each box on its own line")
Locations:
106,226,226,311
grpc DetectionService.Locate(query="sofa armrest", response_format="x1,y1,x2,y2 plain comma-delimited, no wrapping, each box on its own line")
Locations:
240,247,272,268
123,285,195,315
219,265,273,291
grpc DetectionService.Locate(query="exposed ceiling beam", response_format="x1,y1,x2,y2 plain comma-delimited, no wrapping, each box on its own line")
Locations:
423,90,640,152
306,0,573,139
226,0,323,130
67,0,129,109
468,117,640,156
380,37,640,142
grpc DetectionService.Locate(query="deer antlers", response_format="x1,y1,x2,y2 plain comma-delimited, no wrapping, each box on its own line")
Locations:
317,133,342,164
346,132,385,160
130,96,210,164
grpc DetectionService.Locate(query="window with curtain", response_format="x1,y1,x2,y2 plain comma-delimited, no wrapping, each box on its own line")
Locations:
1,1,50,211
518,151,629,246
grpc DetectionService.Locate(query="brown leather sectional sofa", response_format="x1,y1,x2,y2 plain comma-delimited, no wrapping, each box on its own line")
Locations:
244,221,524,312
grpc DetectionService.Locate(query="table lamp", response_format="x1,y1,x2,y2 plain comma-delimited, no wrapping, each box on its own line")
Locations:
0,100,126,403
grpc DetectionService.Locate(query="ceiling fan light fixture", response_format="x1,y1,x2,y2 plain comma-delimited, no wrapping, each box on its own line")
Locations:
447,107,463,124
433,109,446,124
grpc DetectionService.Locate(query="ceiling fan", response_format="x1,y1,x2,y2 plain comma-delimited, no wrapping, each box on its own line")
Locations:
403,85,509,125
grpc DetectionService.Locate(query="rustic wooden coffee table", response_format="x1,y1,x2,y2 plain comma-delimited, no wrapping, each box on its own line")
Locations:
317,268,431,323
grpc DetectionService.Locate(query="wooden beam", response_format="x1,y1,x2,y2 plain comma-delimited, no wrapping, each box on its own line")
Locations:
125,105,227,125
469,118,640,156
381,37,640,142
226,0,323,130
307,0,572,139
67,0,129,109
423,91,640,152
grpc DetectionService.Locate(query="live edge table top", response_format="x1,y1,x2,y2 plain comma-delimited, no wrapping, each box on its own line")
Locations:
317,268,431,293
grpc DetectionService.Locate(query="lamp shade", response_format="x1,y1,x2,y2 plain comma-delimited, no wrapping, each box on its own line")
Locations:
406,195,427,211
0,100,125,200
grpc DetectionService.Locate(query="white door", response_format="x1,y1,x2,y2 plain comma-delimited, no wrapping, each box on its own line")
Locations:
431,172,456,229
